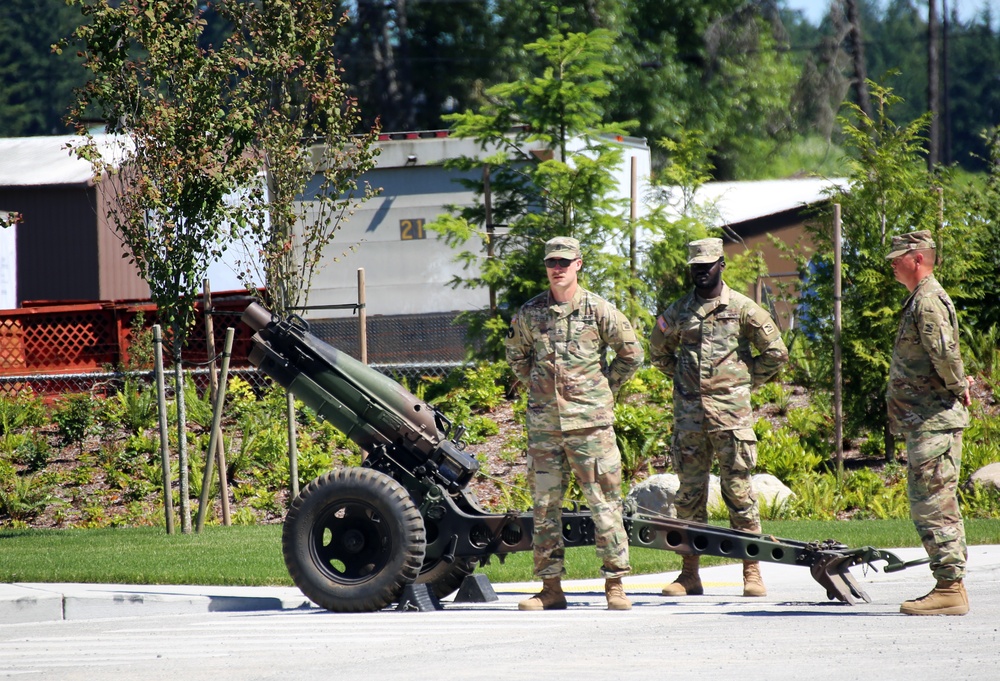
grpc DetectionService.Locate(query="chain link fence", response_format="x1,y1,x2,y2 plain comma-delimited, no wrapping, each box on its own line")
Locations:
0,356,469,401
0,364,469,400
0,304,477,398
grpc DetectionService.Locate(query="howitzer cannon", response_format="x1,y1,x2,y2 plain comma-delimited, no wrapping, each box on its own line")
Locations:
242,303,927,613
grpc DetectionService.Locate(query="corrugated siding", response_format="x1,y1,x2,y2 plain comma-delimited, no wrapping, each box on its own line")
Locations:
96,183,149,300
6,185,100,304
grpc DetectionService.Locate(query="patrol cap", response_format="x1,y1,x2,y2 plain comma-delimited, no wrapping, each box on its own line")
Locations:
544,236,582,261
687,237,724,265
886,230,936,259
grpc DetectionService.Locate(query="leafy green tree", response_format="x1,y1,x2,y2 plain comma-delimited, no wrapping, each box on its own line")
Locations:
641,131,714,315
693,6,801,179
489,1,799,178
0,0,85,136
221,0,380,502
64,0,380,516
429,7,635,358
944,15,1000,169
332,0,499,133
64,0,266,531
953,126,1000,332
801,81,973,457
224,0,380,318
864,0,927,126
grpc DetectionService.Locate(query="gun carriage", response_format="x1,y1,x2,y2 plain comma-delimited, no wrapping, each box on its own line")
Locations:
242,303,925,613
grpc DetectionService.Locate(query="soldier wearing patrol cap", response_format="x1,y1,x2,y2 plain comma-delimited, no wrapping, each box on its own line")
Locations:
505,236,643,611
649,237,788,599
887,230,972,615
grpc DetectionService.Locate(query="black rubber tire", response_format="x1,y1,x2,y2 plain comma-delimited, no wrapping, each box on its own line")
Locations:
282,468,426,613
416,556,477,600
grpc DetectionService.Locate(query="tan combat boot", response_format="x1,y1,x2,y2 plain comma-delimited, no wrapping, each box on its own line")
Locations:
900,579,969,616
518,577,568,611
742,560,767,597
605,578,632,611
661,555,703,596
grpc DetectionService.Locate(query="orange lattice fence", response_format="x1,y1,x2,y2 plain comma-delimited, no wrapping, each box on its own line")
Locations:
0,292,258,397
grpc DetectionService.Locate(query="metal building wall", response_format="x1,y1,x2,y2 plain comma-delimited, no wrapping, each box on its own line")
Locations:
0,184,147,306
95,181,148,301
6,185,99,304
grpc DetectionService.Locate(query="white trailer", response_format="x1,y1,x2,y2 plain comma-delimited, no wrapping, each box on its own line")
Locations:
299,130,652,320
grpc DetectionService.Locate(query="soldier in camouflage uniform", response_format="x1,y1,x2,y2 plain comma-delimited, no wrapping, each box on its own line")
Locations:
505,236,643,611
649,238,787,598
886,230,972,616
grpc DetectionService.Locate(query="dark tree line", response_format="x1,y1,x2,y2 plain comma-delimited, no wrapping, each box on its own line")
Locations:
2,0,1000,174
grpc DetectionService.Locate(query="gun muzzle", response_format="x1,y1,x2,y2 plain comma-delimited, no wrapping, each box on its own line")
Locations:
242,302,274,333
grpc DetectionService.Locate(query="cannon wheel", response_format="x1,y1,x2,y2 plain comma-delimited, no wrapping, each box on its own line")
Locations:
282,468,426,613
416,556,477,600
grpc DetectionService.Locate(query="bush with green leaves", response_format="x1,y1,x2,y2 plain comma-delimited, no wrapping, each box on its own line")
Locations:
959,482,1000,518
99,378,157,435
784,404,833,458
178,377,214,430
0,473,57,525
14,432,52,473
295,432,335,488
614,401,671,482
754,421,823,485
782,331,830,389
427,362,508,412
187,444,218,503
961,412,1000,481
788,471,844,520
428,362,509,443
750,381,788,410
225,376,260,420
52,393,96,450
0,390,45,436
619,366,673,407
841,467,909,520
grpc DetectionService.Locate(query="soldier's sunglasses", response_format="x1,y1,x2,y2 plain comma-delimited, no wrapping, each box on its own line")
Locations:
544,258,576,268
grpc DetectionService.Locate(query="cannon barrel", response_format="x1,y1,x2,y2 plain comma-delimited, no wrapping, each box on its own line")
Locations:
241,302,478,489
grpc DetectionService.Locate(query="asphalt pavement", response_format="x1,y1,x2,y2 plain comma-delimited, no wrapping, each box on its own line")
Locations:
2,544,999,624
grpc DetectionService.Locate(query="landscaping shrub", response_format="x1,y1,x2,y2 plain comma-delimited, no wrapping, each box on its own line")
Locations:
99,378,157,435
0,391,46,436
755,422,823,485
0,473,57,525
52,393,96,451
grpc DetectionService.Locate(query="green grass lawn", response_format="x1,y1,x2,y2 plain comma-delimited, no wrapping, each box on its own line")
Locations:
1,519,998,585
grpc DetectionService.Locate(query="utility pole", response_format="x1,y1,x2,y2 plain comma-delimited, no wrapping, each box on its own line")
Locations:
845,0,873,120
928,0,941,167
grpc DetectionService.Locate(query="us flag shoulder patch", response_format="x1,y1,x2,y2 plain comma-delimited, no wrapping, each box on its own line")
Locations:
657,315,668,333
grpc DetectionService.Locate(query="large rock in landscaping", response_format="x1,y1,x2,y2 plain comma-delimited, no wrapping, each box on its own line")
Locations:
627,472,794,519
626,473,679,517
753,473,795,510
970,462,1000,492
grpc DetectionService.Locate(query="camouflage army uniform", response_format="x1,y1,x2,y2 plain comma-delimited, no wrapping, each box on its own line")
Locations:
649,283,787,530
888,273,968,581
506,286,643,578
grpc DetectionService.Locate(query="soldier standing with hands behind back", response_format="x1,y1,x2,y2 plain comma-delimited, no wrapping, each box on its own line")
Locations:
649,238,787,598
886,230,972,616
506,237,643,611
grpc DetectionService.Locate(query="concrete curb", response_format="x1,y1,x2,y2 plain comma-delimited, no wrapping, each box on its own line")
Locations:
0,583,318,624
4,545,997,624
